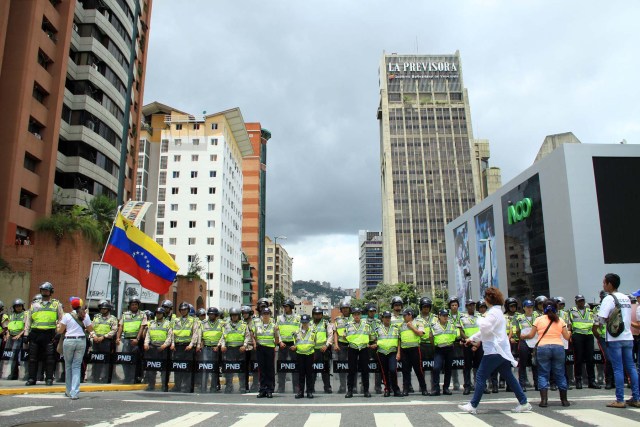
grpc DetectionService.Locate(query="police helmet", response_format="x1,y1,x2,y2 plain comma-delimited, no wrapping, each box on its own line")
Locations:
367,304,377,312
477,300,488,308
32,294,42,302
155,307,166,315
312,306,323,315
523,299,534,308
402,308,415,317
257,298,270,308
505,297,518,307
381,311,392,318
188,304,195,316
229,307,241,316
39,282,54,293
241,305,253,315
12,299,25,309
128,297,141,306
207,307,220,315
339,301,351,309
196,308,206,316
161,300,174,309
534,296,547,306
283,299,295,309
419,297,433,308
300,314,311,323
178,302,189,311
465,299,476,306
351,307,362,314
447,297,460,307
554,296,566,305
261,307,272,315
575,294,586,302
98,299,112,310
391,296,404,306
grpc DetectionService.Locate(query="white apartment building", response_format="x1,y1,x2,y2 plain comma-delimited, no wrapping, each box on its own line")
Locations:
138,104,253,309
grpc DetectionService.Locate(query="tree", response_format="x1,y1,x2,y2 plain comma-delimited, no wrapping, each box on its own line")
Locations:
273,291,285,314
87,194,117,243
360,282,419,312
186,254,204,280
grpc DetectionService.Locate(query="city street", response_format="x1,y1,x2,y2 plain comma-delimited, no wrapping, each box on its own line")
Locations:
0,388,639,427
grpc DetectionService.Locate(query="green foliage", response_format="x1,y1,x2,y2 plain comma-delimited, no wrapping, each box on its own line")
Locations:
273,291,285,313
34,204,103,248
359,282,418,312
87,195,117,243
186,254,204,280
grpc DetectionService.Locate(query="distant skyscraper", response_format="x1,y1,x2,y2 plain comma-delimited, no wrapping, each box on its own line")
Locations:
378,51,497,296
359,230,383,294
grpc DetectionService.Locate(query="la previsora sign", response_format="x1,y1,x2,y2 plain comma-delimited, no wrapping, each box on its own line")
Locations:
507,198,533,224
388,62,458,73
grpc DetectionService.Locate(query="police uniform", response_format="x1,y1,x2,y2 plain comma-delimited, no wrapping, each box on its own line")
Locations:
459,311,482,392
449,310,462,390
219,318,251,392
398,319,427,394
375,322,400,395
254,318,278,396
311,317,333,393
569,305,597,388
344,319,375,396
144,317,172,390
171,315,200,392
512,311,539,390
198,317,224,393
25,298,63,384
118,310,147,383
333,313,352,392
431,319,457,394
276,312,300,393
293,325,316,397
365,315,383,393
416,312,435,388
91,312,118,383
5,309,26,379
247,315,261,391
592,303,613,388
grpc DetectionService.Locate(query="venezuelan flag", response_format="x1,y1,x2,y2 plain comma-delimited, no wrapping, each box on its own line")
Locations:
103,213,179,294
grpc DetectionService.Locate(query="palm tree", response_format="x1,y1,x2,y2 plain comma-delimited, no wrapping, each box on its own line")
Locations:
34,201,111,248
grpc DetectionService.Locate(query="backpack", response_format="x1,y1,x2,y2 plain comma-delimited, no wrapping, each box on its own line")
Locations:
606,293,625,338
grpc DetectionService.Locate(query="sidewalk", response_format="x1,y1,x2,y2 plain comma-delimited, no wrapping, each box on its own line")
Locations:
0,379,151,395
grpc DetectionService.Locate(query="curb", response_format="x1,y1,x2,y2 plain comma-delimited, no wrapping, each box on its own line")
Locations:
0,383,151,395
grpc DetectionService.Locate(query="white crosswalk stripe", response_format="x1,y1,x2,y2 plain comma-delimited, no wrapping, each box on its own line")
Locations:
374,413,412,426
439,412,492,427
503,411,570,426
228,412,279,427
0,406,52,416
558,408,640,426
303,413,341,427
155,411,219,427
86,411,159,427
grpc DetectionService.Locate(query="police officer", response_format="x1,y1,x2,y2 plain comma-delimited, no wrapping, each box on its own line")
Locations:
116,297,147,384
447,297,462,391
25,282,63,385
196,309,206,322
144,307,172,391
416,297,435,391
511,299,538,391
241,305,258,391
569,294,600,389
170,302,199,392
220,307,251,393
311,306,332,394
254,307,278,398
276,299,300,393
592,290,613,389
89,300,117,383
534,296,547,316
365,304,382,394
390,296,404,327
374,311,401,397
160,300,177,324
292,314,316,399
459,299,481,395
333,301,352,393
4,299,26,380
430,309,457,396
344,307,375,398
197,307,223,393
398,308,428,395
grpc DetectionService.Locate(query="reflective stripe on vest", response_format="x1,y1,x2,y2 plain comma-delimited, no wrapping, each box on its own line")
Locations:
418,314,434,343
346,322,370,350
570,308,594,334
255,322,276,347
93,315,115,336
148,320,170,345
173,317,194,343
399,323,420,348
460,313,480,337
277,315,300,342
31,301,59,330
8,312,25,335
433,321,457,347
335,316,351,343
391,314,404,328
224,322,246,347
122,312,143,338
376,325,399,354
312,320,327,349
295,328,315,355
201,320,223,346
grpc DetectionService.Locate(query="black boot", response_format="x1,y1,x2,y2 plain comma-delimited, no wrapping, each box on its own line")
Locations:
560,389,570,407
345,390,353,398
539,389,548,408
588,381,602,389
463,386,470,395
575,378,583,389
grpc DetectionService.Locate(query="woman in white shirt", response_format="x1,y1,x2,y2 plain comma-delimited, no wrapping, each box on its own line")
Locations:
458,287,531,415
57,297,93,400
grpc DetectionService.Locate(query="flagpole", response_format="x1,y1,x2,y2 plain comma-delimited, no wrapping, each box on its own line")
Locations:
87,205,122,307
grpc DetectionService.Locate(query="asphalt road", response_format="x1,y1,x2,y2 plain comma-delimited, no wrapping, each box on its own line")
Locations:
0,388,639,427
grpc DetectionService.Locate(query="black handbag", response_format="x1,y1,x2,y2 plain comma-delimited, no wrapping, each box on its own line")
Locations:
531,320,553,367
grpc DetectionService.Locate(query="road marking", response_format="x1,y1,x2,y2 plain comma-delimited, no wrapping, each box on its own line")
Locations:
0,406,52,416
87,411,159,427
374,413,412,426
228,413,278,427
304,413,341,427
439,412,492,427
503,411,570,426
558,409,639,426
155,412,219,427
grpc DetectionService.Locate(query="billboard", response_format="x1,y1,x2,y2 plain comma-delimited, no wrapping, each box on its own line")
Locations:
475,207,498,297
453,222,471,305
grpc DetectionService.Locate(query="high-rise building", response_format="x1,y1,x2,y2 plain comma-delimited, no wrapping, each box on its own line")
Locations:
137,104,253,309
265,235,293,300
0,0,152,252
358,230,383,294
241,123,271,306
378,51,497,297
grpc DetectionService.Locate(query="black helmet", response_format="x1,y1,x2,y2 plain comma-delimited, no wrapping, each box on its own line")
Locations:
575,294,586,301
465,299,476,306
12,299,25,308
32,294,42,303
419,297,433,308
366,304,377,312
229,307,241,316
98,299,112,310
261,307,272,315
339,301,351,309
554,296,566,305
178,302,189,311
447,296,459,307
128,297,141,306
40,282,54,293
241,305,253,314
477,300,487,308
351,307,362,314
381,311,392,318
196,308,206,316
402,308,414,317
391,296,403,306
534,296,547,306
155,307,166,315
257,298,270,308
207,307,220,315
283,299,295,308
505,297,518,307
161,300,173,309
144,310,154,318
312,306,323,314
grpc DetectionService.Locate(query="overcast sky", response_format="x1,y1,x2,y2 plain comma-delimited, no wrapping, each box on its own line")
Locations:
143,1,640,289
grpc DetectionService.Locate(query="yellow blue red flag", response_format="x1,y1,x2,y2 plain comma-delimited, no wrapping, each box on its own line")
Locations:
103,213,179,294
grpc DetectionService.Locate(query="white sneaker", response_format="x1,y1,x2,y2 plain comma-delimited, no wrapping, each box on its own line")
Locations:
511,402,532,413
458,402,478,415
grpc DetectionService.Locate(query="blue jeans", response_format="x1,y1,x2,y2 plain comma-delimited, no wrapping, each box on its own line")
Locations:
63,337,86,398
537,344,567,391
470,354,527,408
607,340,640,402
